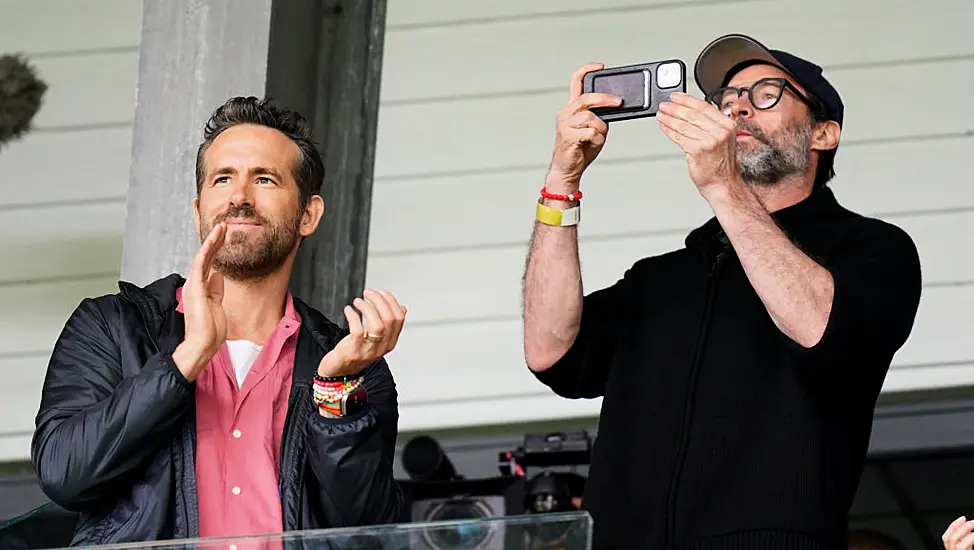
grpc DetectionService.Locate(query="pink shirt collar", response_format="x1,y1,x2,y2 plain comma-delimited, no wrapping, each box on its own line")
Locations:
174,286,301,325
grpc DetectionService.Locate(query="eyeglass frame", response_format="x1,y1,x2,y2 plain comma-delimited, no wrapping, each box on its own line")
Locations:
706,77,825,118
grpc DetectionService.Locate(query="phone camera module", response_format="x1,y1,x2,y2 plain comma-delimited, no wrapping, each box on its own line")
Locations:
656,62,682,89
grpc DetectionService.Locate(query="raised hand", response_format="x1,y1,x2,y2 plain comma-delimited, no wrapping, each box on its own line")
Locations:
657,92,741,198
317,289,407,378
943,516,974,550
172,222,228,382
546,62,622,193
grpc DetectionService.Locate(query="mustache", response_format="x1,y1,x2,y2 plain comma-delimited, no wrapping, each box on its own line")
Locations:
213,204,268,225
736,120,772,144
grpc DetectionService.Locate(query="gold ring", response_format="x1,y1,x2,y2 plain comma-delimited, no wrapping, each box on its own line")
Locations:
364,331,383,342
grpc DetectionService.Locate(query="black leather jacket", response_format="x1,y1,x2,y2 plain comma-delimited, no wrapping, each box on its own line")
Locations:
30,274,403,545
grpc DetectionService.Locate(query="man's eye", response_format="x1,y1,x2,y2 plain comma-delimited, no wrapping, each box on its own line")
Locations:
257,177,273,184
214,176,230,184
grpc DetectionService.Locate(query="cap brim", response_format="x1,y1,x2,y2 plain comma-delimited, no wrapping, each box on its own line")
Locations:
694,34,785,96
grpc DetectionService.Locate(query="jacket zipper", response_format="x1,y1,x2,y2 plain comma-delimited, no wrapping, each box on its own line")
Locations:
660,246,730,549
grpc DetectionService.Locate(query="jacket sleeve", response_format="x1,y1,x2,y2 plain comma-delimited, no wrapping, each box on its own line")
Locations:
303,358,404,527
31,297,195,511
530,261,643,399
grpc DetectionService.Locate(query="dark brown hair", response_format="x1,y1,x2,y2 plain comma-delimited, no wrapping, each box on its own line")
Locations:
195,96,324,208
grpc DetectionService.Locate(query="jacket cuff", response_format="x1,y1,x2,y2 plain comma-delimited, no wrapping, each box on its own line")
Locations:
309,403,378,432
159,353,196,391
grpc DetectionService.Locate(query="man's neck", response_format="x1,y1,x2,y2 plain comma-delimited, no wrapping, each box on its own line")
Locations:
221,268,293,346
747,172,814,213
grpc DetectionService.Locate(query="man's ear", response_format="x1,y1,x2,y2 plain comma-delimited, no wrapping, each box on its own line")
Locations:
300,195,325,237
813,120,840,152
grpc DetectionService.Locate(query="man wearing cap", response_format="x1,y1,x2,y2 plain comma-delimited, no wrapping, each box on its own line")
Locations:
522,34,922,549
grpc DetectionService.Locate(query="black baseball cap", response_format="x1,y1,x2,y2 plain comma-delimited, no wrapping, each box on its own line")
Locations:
693,33,844,127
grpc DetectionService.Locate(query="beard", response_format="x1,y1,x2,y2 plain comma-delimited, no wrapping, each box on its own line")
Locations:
199,203,302,281
735,116,813,186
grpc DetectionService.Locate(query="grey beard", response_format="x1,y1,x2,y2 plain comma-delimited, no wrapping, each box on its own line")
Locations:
736,120,813,186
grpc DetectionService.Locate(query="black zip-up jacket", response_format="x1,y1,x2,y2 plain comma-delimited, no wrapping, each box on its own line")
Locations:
533,187,922,550
30,274,403,545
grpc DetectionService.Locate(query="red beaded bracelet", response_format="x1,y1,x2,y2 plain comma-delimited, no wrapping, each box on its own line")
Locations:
540,186,582,202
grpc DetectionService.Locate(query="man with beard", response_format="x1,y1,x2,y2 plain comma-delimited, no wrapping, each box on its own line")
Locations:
31,97,406,544
522,34,922,549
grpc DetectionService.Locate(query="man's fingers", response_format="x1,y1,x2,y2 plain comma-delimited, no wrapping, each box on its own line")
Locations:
946,516,967,542
569,93,622,114
658,99,714,134
569,62,605,100
379,289,407,323
657,111,710,143
377,290,407,347
206,271,224,304
959,530,974,550
189,222,225,284
344,305,364,337
353,297,384,340
364,288,395,325
568,111,609,134
950,521,974,546
199,223,227,280
668,91,735,129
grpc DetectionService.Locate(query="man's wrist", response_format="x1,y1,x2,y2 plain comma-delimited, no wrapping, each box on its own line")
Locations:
544,171,581,195
702,178,758,213
172,342,211,382
317,355,367,379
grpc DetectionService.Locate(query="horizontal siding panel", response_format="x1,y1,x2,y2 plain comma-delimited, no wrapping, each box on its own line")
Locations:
0,127,132,207
386,0,701,27
379,0,973,102
0,202,124,284
894,285,974,368
0,0,141,55
0,434,33,463
367,209,974,326
0,278,119,357
385,285,974,412
369,136,974,254
0,354,46,449
31,52,139,129
374,58,973,178
883,362,974,393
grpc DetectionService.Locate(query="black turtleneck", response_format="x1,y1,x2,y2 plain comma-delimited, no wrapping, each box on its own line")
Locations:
532,186,922,550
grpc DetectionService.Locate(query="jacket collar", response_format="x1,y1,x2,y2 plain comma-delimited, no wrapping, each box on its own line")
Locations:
117,274,342,376
685,184,845,253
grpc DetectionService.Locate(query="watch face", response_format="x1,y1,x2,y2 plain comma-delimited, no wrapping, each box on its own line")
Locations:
343,387,368,416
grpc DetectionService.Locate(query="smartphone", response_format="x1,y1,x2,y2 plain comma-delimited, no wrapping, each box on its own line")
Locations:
582,60,686,122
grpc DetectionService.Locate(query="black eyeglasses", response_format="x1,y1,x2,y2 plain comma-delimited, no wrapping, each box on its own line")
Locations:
706,77,818,116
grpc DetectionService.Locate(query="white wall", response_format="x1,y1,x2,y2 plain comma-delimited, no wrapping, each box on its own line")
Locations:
365,0,974,432
0,0,970,462
0,0,141,460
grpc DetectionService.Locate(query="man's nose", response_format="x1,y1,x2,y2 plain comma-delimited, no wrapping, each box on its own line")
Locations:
229,182,253,207
727,93,753,119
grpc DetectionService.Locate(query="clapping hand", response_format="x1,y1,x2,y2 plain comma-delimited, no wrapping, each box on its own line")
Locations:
317,289,407,378
173,222,228,382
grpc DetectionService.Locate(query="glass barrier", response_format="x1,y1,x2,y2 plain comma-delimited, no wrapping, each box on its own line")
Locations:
1,508,591,550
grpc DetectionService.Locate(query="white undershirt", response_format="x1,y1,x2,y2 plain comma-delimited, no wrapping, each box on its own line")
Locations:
225,340,263,388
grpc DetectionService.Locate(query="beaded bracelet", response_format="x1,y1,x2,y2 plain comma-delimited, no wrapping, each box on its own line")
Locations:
540,186,582,202
313,376,363,403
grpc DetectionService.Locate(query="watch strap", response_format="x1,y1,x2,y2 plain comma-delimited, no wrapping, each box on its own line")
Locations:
536,198,580,227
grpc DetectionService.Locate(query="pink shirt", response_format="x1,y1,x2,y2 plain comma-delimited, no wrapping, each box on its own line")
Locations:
176,288,302,538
